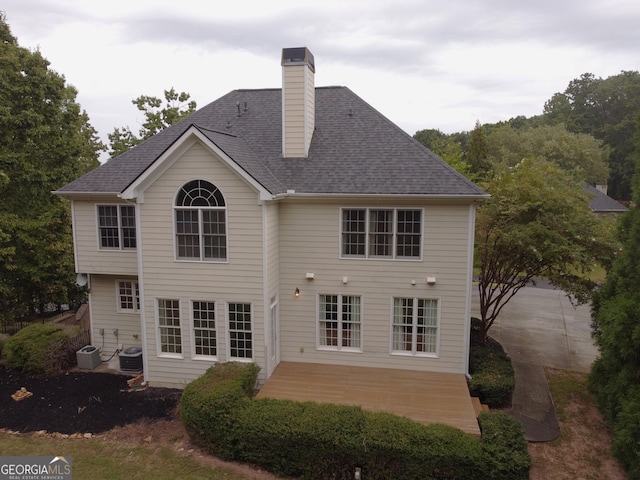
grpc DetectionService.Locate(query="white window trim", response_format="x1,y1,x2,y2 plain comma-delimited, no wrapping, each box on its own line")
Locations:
339,207,424,261
190,299,218,361
389,296,440,358
316,293,364,353
172,180,229,264
96,204,137,251
155,298,183,359
115,280,139,313
226,301,254,362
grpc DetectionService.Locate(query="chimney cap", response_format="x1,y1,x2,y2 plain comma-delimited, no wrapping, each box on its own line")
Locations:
282,47,315,72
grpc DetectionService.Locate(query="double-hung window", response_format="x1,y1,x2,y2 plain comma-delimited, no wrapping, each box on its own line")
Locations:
341,208,422,259
117,280,139,313
175,180,227,261
192,301,217,357
392,297,439,355
318,294,362,351
228,303,252,359
98,205,136,249
157,299,182,355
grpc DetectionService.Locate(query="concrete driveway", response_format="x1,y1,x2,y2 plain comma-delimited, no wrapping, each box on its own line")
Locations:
472,286,598,372
471,286,599,441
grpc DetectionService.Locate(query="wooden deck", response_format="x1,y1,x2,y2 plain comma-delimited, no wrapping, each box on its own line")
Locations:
256,362,481,436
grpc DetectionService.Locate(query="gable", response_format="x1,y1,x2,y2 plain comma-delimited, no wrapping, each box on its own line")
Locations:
119,126,273,203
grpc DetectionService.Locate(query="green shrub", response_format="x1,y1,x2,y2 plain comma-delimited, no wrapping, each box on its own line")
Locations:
180,362,259,458
3,323,79,374
181,363,531,480
611,385,640,478
478,412,531,480
469,342,515,408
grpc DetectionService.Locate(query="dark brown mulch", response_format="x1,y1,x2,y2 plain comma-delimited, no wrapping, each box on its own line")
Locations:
0,366,182,434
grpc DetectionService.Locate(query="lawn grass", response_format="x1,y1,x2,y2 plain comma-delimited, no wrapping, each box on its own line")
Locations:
526,369,626,480
0,432,245,480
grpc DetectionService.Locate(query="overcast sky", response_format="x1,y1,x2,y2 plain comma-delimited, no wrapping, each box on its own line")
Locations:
3,0,640,158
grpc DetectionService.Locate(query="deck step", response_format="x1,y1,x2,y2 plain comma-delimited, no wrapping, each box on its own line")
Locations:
471,397,482,417
471,397,490,417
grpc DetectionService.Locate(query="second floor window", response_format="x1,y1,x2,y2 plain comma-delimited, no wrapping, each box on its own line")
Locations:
175,180,227,261
341,208,422,259
98,205,136,250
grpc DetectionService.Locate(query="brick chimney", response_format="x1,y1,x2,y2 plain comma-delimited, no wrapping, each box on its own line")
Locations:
281,47,315,158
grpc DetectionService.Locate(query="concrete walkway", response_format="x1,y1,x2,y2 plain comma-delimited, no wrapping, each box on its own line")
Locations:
471,286,598,441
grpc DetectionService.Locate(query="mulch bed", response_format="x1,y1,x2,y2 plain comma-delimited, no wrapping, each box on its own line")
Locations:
0,366,182,434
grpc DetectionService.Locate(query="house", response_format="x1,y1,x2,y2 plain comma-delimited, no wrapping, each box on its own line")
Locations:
55,47,488,394
584,183,628,217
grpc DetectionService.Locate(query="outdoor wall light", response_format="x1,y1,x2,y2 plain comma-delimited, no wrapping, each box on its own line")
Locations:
295,288,300,297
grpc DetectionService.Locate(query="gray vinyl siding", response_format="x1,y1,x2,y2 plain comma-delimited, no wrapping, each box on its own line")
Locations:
278,199,473,374
71,200,138,276
88,275,141,359
282,64,314,157
137,142,266,387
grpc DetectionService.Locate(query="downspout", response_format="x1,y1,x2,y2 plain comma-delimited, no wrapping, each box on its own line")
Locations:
131,199,149,383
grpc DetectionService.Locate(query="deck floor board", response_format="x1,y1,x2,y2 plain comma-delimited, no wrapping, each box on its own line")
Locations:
256,362,480,436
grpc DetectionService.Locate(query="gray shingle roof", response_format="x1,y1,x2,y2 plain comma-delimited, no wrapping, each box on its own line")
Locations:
56,87,487,198
583,183,627,213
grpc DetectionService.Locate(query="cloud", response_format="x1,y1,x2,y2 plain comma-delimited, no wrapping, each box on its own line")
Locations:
2,0,639,149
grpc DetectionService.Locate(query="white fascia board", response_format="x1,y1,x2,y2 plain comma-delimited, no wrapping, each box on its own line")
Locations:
119,126,273,203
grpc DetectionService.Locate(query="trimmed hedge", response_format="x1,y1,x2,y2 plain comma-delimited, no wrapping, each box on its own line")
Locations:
469,317,515,408
2,322,80,374
181,363,530,480
478,411,531,479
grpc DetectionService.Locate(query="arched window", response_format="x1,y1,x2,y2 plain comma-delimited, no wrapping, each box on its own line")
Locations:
175,180,227,261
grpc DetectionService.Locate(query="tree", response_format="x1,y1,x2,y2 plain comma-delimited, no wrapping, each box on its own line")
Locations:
108,88,197,157
414,128,474,179
475,159,616,343
0,13,102,320
588,112,640,476
543,71,640,200
467,121,492,178
486,124,610,184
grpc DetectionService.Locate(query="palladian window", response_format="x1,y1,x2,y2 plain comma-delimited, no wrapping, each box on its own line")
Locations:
175,180,227,261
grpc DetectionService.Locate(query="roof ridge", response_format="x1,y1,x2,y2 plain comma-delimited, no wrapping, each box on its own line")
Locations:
193,124,238,138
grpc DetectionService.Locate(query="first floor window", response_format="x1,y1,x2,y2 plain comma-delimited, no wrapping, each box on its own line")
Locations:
158,299,182,354
192,301,217,357
392,297,438,354
318,294,362,350
228,303,252,359
117,280,139,312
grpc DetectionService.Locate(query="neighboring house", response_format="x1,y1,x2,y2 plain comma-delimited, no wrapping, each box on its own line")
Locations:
584,183,627,217
55,47,488,388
